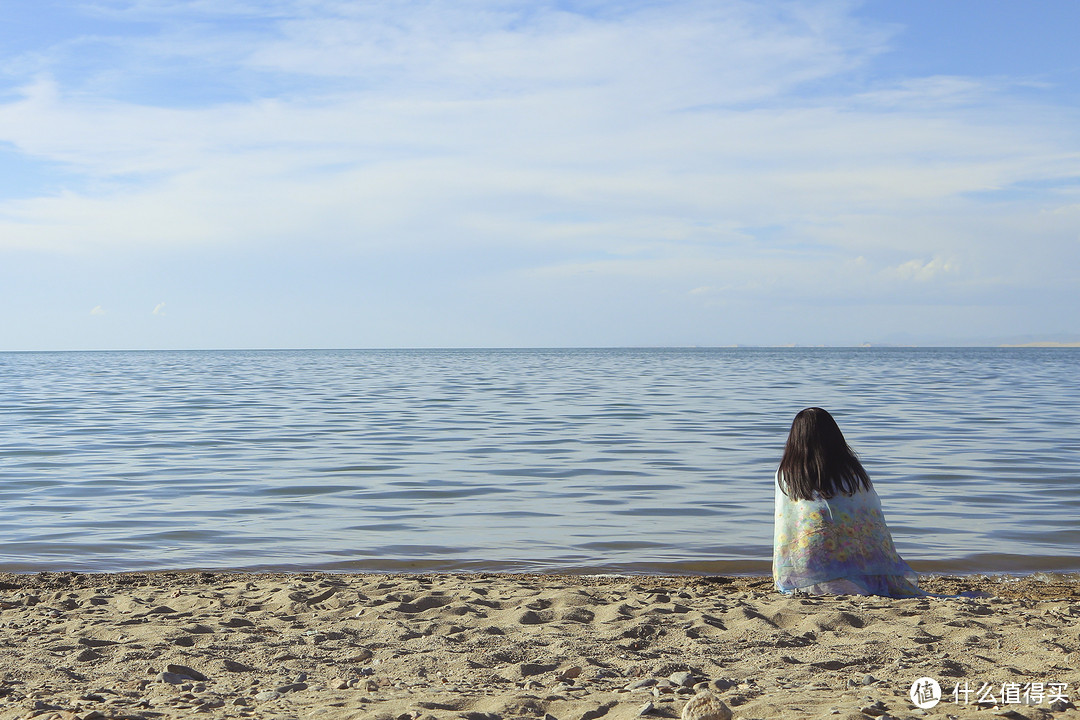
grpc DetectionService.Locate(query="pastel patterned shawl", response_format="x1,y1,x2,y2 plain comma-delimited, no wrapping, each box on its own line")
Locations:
773,471,922,597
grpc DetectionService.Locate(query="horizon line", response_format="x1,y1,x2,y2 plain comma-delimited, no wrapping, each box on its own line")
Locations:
3,343,1080,353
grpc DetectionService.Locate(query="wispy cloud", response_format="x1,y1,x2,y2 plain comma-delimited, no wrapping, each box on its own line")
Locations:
890,257,957,282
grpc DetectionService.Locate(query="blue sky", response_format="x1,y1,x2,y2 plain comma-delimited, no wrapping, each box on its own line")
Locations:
1,0,1078,349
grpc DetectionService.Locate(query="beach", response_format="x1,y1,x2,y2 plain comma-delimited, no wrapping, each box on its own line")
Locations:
1,573,1078,720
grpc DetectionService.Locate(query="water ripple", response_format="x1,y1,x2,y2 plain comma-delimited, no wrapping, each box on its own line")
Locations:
0,348,1077,573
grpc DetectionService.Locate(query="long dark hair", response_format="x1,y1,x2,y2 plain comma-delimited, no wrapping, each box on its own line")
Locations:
778,407,871,501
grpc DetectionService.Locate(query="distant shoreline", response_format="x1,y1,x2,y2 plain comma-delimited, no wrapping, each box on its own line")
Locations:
998,341,1080,348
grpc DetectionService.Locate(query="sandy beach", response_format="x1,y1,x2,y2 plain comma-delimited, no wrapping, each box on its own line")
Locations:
1,572,1078,720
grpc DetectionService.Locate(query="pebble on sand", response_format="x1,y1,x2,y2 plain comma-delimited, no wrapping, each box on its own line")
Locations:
681,692,732,720
669,671,696,687
165,663,208,681
156,672,188,685
221,658,258,672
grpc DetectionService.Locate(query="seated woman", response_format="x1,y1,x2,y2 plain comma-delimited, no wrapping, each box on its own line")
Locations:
773,407,922,598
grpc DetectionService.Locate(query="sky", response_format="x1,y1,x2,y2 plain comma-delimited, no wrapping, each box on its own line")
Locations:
1,0,1078,350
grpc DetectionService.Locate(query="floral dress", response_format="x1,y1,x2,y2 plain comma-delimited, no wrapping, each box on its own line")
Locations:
772,471,922,597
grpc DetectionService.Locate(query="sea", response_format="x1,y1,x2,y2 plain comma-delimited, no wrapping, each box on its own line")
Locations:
0,347,1077,576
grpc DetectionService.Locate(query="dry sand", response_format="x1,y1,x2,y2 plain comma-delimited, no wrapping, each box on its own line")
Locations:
1,572,1078,720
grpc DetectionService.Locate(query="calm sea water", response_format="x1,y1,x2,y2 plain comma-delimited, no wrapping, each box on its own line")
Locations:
0,348,1077,575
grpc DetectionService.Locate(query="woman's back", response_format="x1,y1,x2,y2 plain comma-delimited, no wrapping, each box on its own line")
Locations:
772,408,922,597
773,471,921,596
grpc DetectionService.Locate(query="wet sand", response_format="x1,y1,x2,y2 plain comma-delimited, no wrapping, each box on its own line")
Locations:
1,572,1078,720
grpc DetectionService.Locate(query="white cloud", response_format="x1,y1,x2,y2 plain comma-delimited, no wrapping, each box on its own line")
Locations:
153,302,166,316
854,75,992,109
90,305,106,315
889,257,958,282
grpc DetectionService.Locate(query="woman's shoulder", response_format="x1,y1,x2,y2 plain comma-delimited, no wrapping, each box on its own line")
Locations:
783,483,878,505
825,483,880,510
